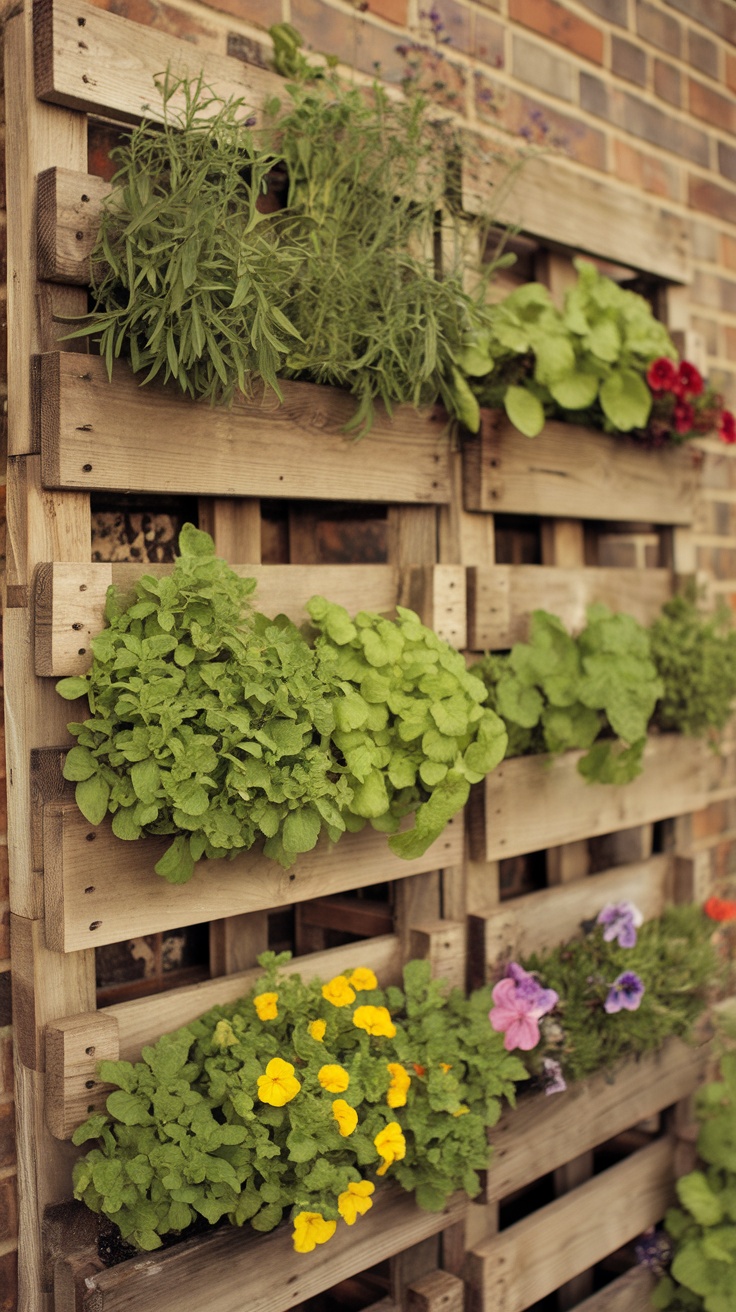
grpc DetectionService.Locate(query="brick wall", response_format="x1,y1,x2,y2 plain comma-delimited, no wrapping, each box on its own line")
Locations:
1,0,736,1307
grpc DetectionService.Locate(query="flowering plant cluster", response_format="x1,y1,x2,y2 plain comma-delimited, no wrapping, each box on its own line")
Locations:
71,956,527,1254
645,357,735,447
488,904,717,1090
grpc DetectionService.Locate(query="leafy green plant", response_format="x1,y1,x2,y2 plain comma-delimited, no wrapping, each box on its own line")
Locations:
71,956,527,1253
65,27,511,434
465,258,676,438
650,592,736,741
56,526,507,881
473,605,663,784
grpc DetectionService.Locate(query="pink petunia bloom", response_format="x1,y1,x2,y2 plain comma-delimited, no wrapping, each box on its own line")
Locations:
489,969,558,1052
675,360,704,397
646,357,678,393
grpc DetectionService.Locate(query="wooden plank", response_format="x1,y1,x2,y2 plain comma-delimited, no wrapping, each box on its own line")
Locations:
462,412,698,526
408,921,465,992
11,913,96,1072
75,1186,467,1312
45,1013,119,1139
39,353,451,504
475,734,736,863
34,561,464,676
467,565,674,650
463,146,690,284
467,1137,677,1312
37,167,111,284
572,1267,655,1312
43,802,464,952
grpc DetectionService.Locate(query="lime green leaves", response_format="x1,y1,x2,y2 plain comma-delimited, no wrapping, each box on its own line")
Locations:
650,591,736,740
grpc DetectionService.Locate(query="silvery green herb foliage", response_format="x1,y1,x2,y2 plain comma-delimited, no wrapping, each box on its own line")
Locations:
650,593,736,741
56,527,507,882
465,258,676,438
473,606,663,785
70,956,528,1251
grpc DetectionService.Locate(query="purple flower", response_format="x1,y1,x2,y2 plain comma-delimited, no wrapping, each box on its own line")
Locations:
541,1058,566,1096
604,972,645,1014
596,901,643,948
506,963,558,1014
635,1227,672,1275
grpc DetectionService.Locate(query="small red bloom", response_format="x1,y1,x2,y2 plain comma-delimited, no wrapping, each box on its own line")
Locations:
704,896,736,923
676,360,704,397
673,401,695,435
412,1063,426,1077
719,410,736,444
647,357,678,392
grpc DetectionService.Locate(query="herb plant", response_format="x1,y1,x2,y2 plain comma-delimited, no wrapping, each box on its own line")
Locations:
71,956,527,1252
650,593,736,741
56,526,507,881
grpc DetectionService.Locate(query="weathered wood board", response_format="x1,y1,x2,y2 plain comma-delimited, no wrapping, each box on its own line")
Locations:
37,167,111,284
463,412,699,526
39,353,452,503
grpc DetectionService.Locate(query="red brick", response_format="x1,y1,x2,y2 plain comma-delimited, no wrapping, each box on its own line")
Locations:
0,1250,17,1312
691,176,736,224
475,75,607,170
0,1035,11,1096
85,0,222,47
290,0,407,83
665,0,736,43
0,909,8,963
0,1100,15,1171
636,0,681,55
0,850,7,908
365,0,408,23
653,57,682,107
692,801,727,840
473,12,505,67
613,139,681,202
508,0,603,65
721,233,736,271
727,52,736,94
0,1176,17,1245
689,78,736,133
581,73,708,165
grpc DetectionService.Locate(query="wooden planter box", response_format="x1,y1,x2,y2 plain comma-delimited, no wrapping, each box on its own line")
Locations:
462,411,699,526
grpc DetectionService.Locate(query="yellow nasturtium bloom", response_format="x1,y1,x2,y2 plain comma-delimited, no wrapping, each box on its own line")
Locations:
439,1062,452,1074
212,1019,238,1048
253,991,278,1021
308,1019,326,1042
374,1122,406,1176
348,967,378,992
337,1180,375,1225
257,1057,301,1107
386,1062,411,1109
292,1211,337,1253
332,1099,358,1137
353,1005,396,1038
318,1064,350,1094
453,1105,470,1117
321,975,356,1008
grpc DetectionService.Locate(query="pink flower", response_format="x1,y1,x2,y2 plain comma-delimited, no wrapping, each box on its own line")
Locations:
675,360,703,397
646,358,678,393
489,965,558,1052
719,410,736,444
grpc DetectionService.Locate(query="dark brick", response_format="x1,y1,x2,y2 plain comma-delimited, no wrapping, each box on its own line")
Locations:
0,133,5,211
0,1100,15,1171
476,76,607,169
665,0,736,42
636,0,681,55
581,74,707,165
653,57,682,106
719,141,736,184
290,0,408,83
689,175,736,226
719,278,736,315
474,13,505,68
509,0,604,64
611,36,647,87
0,1034,10,1096
578,0,627,23
687,28,719,78
0,972,9,1028
580,70,609,117
0,908,7,963
689,79,736,133
0,1176,17,1245
420,0,472,53
0,1250,17,1312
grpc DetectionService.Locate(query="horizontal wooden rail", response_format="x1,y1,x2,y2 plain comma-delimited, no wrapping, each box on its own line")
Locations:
572,1267,655,1312
467,1136,676,1312
467,564,674,650
39,353,452,503
462,412,699,525
42,798,463,952
34,560,466,677
470,733,736,863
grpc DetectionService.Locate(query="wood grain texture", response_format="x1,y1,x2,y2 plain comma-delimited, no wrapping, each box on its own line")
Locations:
571,1267,656,1312
467,1137,677,1312
462,412,698,526
476,734,736,863
43,803,464,952
467,564,674,650
45,1013,119,1139
40,353,451,503
11,913,96,1071
37,167,111,284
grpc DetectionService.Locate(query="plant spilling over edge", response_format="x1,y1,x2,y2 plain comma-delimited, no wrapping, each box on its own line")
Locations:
462,258,735,446
71,957,527,1252
473,593,736,786
489,903,718,1090
64,25,515,436
56,525,507,882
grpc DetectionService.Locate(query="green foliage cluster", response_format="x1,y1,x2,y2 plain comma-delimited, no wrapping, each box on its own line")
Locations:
653,1047,736,1312
66,27,508,434
650,593,736,741
473,605,663,784
465,258,676,438
57,526,507,882
71,956,527,1251
523,906,716,1087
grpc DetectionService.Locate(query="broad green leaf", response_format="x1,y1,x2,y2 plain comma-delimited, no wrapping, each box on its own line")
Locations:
56,676,90,701
504,385,545,438
75,775,111,826
599,369,652,432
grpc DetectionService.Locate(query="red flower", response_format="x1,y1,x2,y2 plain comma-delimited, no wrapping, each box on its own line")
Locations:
719,410,736,444
704,896,736,923
647,357,678,392
412,1063,426,1077
674,401,695,435
676,360,704,397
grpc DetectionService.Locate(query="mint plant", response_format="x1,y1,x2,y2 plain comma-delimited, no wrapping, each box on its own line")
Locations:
650,592,736,741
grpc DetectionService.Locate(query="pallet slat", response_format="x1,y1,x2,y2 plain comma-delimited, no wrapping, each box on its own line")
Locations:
472,734,736,863
468,564,674,650
34,560,466,676
572,1267,656,1312
37,167,111,284
39,354,451,504
463,412,698,526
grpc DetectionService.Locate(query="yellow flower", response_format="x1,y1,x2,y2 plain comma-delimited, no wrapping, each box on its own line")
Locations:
212,1019,237,1048
374,1122,406,1176
308,1018,326,1042
348,967,378,992
318,1064,350,1094
452,1105,470,1117
292,1211,337,1253
332,1099,358,1137
386,1063,411,1109
439,1063,452,1074
253,991,278,1021
257,1057,301,1107
337,1180,375,1225
353,1005,396,1038
322,975,356,1008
